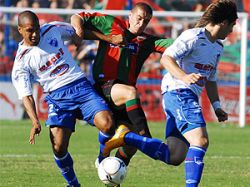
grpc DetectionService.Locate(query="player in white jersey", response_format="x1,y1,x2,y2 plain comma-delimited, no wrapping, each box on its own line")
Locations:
11,10,125,187
160,1,237,186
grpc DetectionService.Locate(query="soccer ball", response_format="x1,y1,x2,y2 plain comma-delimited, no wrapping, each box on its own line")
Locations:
98,157,127,186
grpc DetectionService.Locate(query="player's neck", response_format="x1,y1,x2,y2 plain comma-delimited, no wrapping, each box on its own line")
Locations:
204,24,219,43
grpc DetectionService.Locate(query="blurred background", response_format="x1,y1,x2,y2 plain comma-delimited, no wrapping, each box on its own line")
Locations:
0,0,249,125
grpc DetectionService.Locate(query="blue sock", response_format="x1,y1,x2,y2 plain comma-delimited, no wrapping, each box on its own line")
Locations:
185,146,206,187
54,153,80,187
98,131,111,162
124,132,170,163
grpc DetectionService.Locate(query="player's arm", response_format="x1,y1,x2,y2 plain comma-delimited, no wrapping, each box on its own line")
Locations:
151,37,174,53
205,81,228,122
22,95,41,144
160,32,202,84
71,13,127,46
12,59,41,144
160,55,201,85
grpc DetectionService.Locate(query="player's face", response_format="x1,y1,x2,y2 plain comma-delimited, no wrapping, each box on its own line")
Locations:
18,20,40,46
128,8,152,35
217,20,236,40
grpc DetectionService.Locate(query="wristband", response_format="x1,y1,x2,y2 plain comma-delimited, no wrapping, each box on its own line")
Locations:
212,101,221,111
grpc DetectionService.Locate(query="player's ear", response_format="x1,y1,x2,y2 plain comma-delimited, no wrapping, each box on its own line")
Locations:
18,26,22,34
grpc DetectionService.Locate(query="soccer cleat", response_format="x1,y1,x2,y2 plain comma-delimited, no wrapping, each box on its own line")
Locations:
102,125,130,157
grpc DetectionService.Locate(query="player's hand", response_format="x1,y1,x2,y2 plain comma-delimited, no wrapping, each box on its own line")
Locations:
109,34,128,47
181,73,202,85
29,122,41,144
215,108,228,122
72,33,83,48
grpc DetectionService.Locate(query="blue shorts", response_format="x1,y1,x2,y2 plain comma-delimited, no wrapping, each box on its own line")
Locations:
45,78,110,131
162,89,206,143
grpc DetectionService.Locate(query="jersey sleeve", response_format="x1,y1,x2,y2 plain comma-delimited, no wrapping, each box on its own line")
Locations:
163,31,196,60
151,37,174,53
76,12,115,35
12,57,33,100
49,21,76,41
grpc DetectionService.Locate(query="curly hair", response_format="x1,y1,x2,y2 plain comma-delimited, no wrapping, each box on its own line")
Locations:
195,0,238,28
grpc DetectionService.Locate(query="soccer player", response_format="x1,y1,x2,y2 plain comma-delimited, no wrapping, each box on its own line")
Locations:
71,2,173,166
159,0,237,186
11,10,123,187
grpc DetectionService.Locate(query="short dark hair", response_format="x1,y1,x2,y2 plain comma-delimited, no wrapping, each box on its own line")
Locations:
132,2,153,15
18,10,39,27
195,0,238,27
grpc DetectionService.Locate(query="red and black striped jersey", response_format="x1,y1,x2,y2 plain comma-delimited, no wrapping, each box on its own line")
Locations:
77,12,173,85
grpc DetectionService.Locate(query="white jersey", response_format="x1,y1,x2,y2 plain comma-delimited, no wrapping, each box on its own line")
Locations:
161,27,223,96
12,22,85,99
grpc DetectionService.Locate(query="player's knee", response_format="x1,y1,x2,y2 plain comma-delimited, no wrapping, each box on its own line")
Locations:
198,137,209,149
94,111,115,134
52,144,67,157
190,137,209,149
100,119,114,134
125,86,137,100
169,155,185,166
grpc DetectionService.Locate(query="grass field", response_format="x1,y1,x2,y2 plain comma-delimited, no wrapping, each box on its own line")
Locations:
0,120,250,187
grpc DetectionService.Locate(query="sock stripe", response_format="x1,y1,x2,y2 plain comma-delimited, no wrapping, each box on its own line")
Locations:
54,152,69,160
125,99,140,107
118,147,129,158
190,146,206,153
126,104,141,111
99,131,111,138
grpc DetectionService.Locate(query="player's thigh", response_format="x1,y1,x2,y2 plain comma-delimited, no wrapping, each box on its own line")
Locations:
111,83,137,106
49,126,72,155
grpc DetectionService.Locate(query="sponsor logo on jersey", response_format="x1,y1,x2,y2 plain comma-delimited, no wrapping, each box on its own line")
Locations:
39,48,64,72
109,43,139,54
50,64,69,77
194,63,214,71
126,43,138,54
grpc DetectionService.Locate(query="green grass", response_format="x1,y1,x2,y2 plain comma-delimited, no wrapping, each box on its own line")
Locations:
0,120,250,187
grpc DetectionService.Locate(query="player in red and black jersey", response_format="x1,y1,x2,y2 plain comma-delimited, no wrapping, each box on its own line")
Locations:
71,2,173,166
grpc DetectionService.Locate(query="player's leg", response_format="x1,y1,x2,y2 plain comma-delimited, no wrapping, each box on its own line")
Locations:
163,109,189,165
45,84,82,187
166,136,188,165
94,110,116,162
78,80,122,163
111,83,152,138
111,83,152,165
114,120,138,166
94,80,150,165
103,124,170,163
50,127,80,187
164,89,208,187
183,127,208,187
